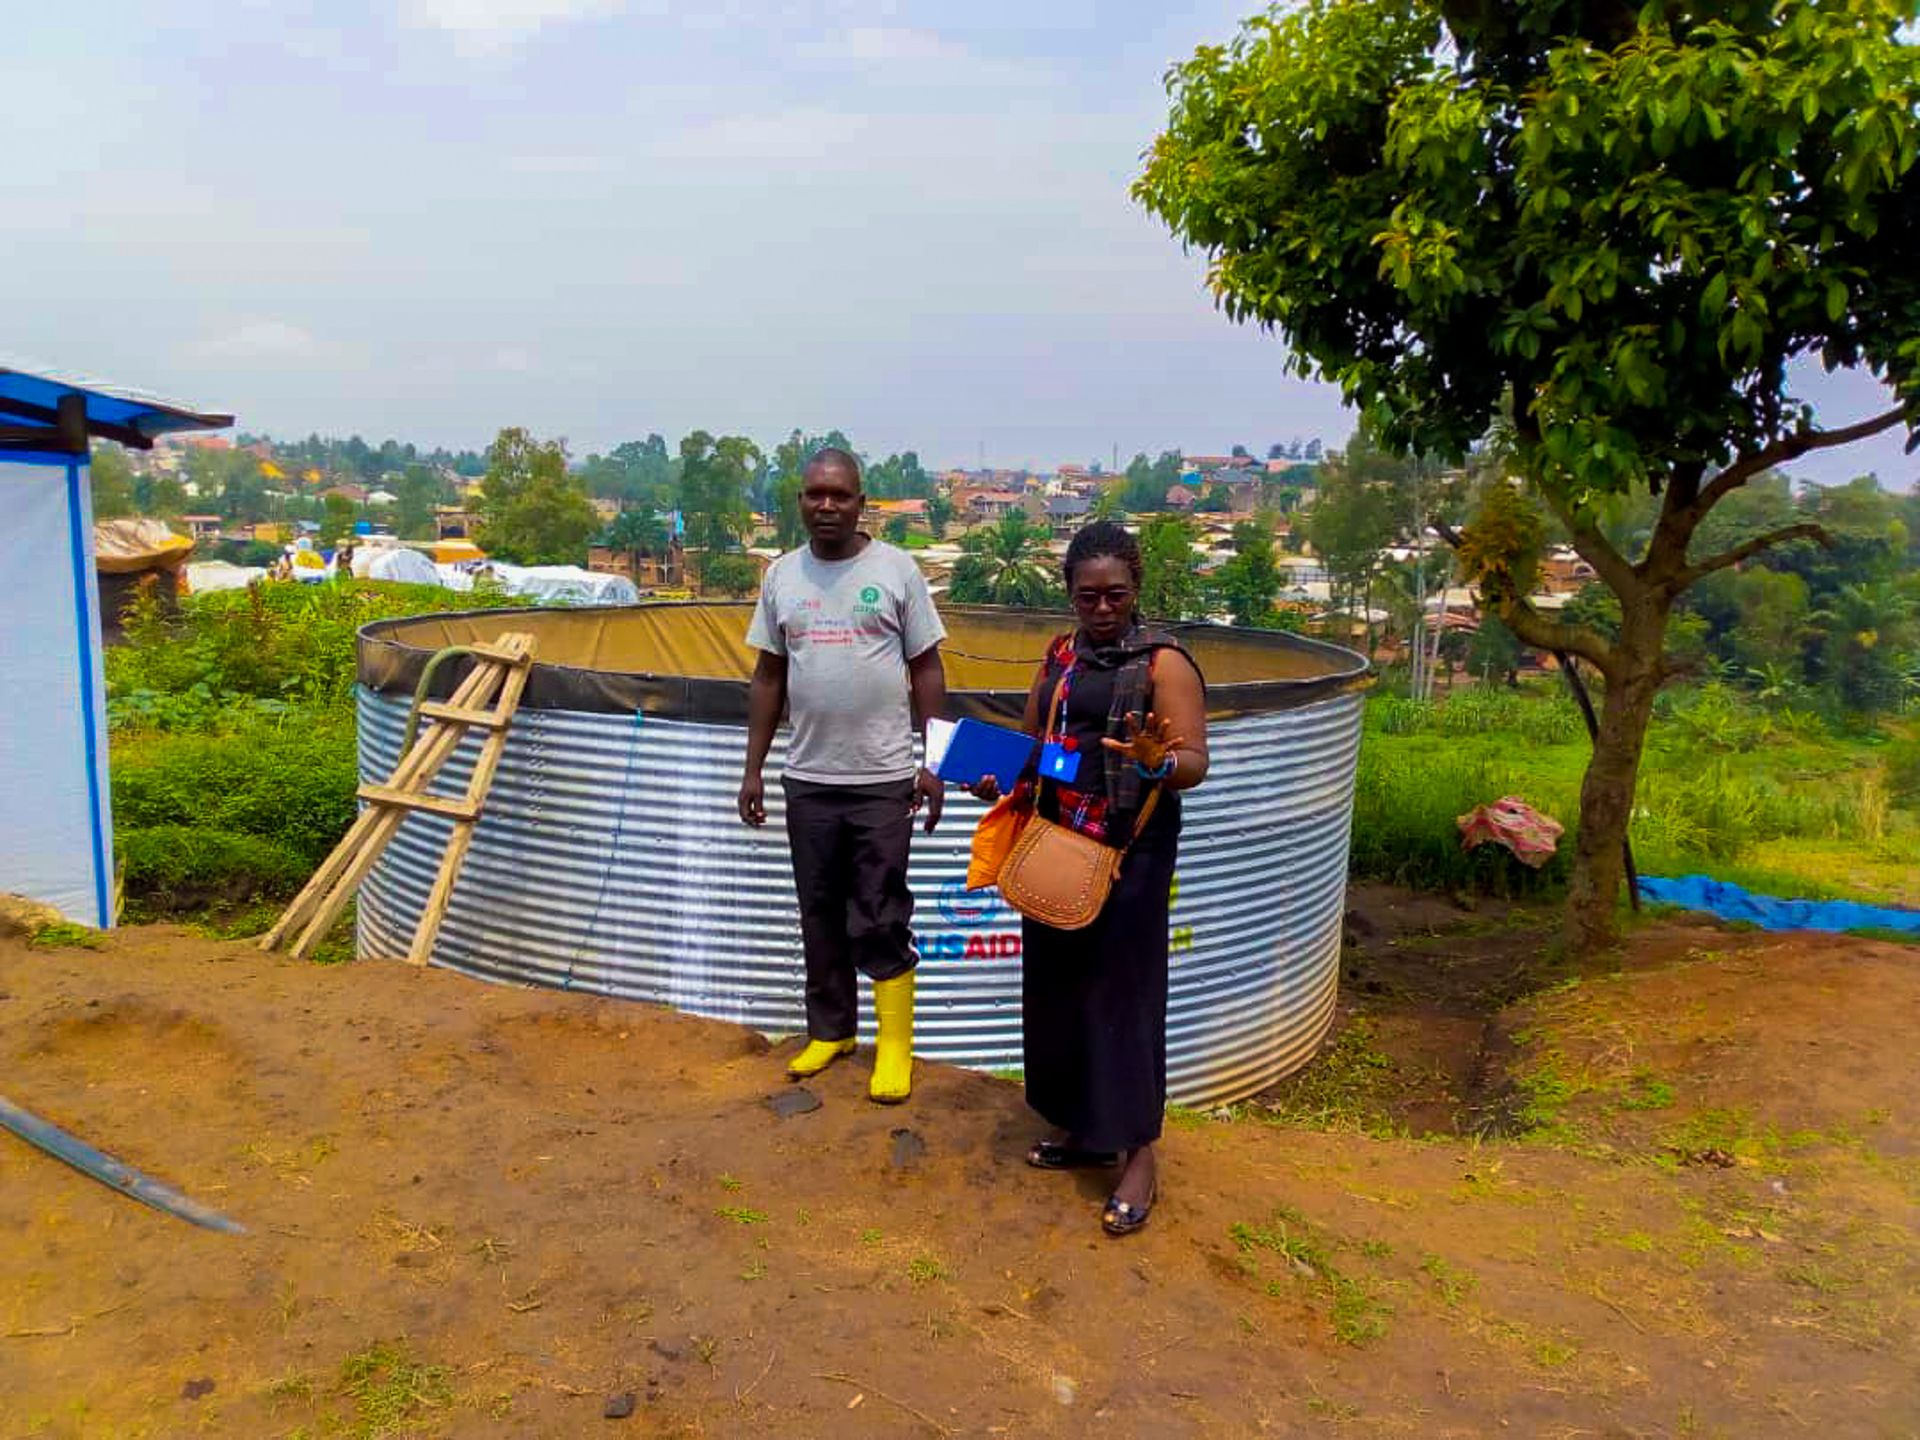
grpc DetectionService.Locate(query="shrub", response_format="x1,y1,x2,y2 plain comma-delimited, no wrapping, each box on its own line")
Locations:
112,713,358,864
108,579,516,725
1888,739,1920,809
119,825,310,913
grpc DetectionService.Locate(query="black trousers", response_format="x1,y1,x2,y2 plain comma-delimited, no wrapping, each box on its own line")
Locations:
782,777,918,1041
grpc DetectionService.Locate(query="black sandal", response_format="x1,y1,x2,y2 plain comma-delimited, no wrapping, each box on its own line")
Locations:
1102,1183,1156,1237
1027,1138,1121,1171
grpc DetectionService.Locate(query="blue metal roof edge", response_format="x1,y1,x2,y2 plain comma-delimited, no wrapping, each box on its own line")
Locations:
0,358,232,440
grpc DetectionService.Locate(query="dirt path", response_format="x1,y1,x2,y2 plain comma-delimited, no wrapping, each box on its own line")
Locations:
4,916,1917,1438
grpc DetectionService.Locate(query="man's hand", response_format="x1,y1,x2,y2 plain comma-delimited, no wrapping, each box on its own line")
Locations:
911,766,944,833
738,772,767,827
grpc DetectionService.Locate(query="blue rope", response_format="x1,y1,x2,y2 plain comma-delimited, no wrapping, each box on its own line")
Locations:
562,707,646,992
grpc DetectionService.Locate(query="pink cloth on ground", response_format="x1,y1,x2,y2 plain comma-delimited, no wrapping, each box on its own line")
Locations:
1457,796,1565,868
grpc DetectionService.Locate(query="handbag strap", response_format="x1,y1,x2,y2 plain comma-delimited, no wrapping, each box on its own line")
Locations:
1039,665,1166,856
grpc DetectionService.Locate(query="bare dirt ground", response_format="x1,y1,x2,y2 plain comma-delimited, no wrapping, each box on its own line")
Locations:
4,897,1918,1439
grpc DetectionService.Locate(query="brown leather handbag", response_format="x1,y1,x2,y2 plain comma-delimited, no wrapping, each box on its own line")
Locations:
995,674,1164,931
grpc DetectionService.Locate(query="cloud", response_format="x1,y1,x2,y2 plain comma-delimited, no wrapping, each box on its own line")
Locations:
798,26,970,63
503,153,618,175
398,0,623,53
645,108,869,162
187,320,326,362
491,346,538,374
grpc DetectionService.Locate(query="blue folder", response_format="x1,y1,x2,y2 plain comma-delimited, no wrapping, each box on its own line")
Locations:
933,718,1038,791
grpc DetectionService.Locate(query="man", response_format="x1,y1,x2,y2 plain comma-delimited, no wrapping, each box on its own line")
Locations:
739,447,947,1104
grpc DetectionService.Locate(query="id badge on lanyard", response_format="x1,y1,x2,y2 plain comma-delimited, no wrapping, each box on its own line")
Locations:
1040,661,1083,784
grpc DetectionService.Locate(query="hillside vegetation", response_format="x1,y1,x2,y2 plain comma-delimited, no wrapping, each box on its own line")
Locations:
103,586,1920,935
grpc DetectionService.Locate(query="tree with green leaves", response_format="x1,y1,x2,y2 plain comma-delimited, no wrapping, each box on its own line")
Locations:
89,443,135,520
867,451,932,500
1211,518,1283,626
949,513,1059,607
1121,451,1185,512
1138,514,1202,620
319,493,357,548
394,464,441,541
926,492,953,540
1812,578,1917,714
1468,612,1522,687
147,475,187,518
1138,0,1920,948
677,431,763,555
700,551,761,597
474,427,599,565
581,435,674,508
1302,433,1403,648
605,508,672,582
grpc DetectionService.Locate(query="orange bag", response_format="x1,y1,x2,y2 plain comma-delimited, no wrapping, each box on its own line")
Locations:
967,792,1031,891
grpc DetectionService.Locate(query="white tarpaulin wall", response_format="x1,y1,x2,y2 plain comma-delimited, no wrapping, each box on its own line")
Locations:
0,453,113,926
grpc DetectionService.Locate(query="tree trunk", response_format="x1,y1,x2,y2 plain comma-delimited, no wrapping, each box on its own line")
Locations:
1563,608,1667,951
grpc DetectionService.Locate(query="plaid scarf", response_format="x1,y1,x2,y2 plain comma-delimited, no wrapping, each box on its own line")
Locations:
1041,622,1200,842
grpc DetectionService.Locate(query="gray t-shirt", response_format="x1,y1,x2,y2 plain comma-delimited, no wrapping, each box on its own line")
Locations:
746,539,946,785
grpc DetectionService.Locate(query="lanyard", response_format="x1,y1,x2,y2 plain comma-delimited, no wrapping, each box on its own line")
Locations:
1048,657,1078,744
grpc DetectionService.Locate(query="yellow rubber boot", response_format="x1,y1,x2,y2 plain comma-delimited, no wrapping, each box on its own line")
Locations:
787,1037,856,1079
868,971,915,1104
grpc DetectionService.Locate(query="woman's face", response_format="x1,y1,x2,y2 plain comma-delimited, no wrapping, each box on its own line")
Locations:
1070,553,1137,644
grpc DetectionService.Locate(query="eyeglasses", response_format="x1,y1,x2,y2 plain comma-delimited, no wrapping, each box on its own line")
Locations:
1071,586,1135,610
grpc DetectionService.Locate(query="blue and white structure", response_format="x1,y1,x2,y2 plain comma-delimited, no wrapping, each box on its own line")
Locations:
0,362,230,927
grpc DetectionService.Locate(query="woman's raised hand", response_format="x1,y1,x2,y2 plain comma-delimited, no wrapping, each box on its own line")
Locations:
1101,711,1185,773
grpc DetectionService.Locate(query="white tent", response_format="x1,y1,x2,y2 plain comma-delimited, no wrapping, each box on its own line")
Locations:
0,361,231,926
362,546,440,586
185,560,267,592
510,564,639,606
452,562,637,606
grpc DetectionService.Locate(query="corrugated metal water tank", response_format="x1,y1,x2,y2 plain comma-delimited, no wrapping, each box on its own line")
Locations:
355,604,1368,1107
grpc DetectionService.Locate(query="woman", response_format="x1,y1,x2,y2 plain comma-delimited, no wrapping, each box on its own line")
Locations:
975,521,1209,1236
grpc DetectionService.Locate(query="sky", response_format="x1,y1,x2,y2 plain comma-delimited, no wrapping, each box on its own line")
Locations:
3,0,1912,486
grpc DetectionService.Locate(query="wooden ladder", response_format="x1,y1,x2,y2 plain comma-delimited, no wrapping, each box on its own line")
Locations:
260,632,536,964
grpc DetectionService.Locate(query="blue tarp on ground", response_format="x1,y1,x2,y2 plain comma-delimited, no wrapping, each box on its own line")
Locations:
1639,875,1920,936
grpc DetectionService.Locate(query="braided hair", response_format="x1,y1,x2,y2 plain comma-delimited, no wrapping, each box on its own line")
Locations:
1063,519,1143,591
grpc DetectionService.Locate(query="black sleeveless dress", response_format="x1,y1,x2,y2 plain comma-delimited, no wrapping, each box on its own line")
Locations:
1021,656,1181,1153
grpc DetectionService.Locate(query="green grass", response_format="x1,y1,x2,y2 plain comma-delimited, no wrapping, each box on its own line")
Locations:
906,1255,952,1285
1329,1277,1393,1347
1252,1016,1403,1135
1357,681,1919,907
1419,1253,1477,1306
334,1340,453,1438
1231,1207,1392,1347
715,1206,768,1225
27,921,106,950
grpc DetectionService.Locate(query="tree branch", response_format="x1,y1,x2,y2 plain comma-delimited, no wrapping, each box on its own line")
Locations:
1690,406,1912,522
1537,484,1638,596
1437,515,1616,674
1497,596,1617,677
1673,522,1833,590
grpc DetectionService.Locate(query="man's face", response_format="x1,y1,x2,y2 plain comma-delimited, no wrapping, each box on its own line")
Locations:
799,462,863,544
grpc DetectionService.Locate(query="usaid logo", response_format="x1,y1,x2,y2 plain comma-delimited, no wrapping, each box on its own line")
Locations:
937,880,1000,927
